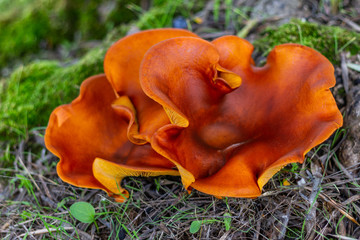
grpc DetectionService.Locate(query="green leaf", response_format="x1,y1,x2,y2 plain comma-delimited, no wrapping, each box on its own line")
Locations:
223,213,232,231
189,220,202,234
347,63,360,72
70,202,95,223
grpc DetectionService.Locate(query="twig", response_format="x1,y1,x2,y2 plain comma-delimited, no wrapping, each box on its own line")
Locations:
341,17,360,32
38,175,54,201
333,155,357,181
327,234,358,240
318,210,339,240
304,187,360,226
341,52,350,94
219,230,230,240
18,226,92,239
237,19,258,38
18,227,75,237
252,216,261,240
278,203,291,240
305,177,321,238
17,156,42,193
342,195,360,206
0,219,12,231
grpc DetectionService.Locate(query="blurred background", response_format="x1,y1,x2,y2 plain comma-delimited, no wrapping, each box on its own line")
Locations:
1,0,359,77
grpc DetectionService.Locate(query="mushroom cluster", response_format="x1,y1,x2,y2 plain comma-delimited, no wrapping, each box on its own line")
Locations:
45,29,343,202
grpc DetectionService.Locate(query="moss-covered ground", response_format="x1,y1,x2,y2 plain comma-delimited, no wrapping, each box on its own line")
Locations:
254,19,360,64
0,0,138,73
0,24,131,143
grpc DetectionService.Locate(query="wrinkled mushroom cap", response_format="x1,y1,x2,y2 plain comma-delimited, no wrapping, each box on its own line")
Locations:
45,74,178,202
45,29,343,201
140,36,343,197
45,29,200,202
104,28,199,143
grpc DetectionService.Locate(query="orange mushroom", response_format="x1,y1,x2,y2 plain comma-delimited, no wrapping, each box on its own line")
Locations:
140,36,343,197
104,28,199,144
45,29,342,202
45,74,179,202
45,29,199,202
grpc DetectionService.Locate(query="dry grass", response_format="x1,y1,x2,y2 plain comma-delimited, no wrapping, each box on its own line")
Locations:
0,130,360,239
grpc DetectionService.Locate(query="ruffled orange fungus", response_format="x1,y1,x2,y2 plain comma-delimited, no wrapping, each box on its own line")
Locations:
45,29,342,202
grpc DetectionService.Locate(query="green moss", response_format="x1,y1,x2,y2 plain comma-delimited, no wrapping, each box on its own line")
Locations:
104,0,140,29
0,24,128,142
134,0,206,29
0,0,138,68
0,61,60,139
253,20,360,64
0,1,58,67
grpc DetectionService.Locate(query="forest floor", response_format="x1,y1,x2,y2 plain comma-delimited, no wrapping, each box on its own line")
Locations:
1,0,360,239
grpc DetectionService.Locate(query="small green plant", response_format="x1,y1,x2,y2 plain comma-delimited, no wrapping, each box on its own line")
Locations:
190,220,202,233
154,178,161,192
330,127,347,150
10,174,41,206
20,210,33,220
70,201,99,231
57,196,76,210
290,163,300,173
223,212,232,231
14,174,33,193
189,212,232,234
